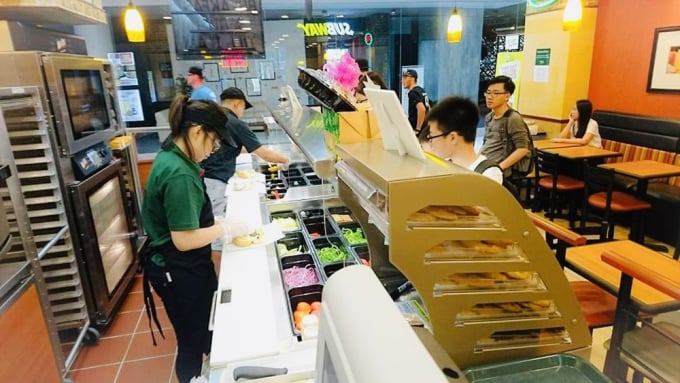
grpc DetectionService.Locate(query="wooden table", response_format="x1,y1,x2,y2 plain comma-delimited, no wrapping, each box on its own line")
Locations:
542,145,622,161
600,160,680,197
533,140,583,150
565,240,679,311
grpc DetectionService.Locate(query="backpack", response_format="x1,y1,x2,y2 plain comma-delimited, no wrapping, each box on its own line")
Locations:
488,109,535,178
474,158,521,203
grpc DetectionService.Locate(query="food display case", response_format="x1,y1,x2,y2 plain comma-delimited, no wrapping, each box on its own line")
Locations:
334,140,592,370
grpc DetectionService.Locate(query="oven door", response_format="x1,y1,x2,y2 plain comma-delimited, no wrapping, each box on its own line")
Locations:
68,159,138,326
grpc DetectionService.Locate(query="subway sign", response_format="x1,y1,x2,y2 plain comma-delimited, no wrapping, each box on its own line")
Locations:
297,22,355,37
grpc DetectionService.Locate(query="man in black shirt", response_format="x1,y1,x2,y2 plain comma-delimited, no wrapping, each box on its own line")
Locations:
202,87,289,261
402,69,430,134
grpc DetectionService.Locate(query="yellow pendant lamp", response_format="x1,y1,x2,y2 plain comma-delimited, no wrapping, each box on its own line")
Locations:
447,8,463,43
562,0,583,32
124,1,145,42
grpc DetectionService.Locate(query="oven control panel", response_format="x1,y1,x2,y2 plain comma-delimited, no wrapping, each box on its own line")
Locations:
72,142,113,180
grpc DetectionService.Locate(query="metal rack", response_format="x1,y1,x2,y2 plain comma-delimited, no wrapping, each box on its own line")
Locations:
0,87,91,374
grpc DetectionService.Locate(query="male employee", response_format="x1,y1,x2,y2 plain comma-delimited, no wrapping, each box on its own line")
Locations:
402,69,430,134
202,87,289,262
186,66,218,102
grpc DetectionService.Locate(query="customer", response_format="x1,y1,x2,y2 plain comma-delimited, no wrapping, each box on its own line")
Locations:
141,95,248,383
402,69,430,134
355,71,388,104
480,75,531,179
552,99,602,148
186,66,218,102
202,87,289,261
424,96,503,184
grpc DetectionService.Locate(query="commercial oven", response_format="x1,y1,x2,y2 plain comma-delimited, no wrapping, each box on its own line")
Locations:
0,52,143,338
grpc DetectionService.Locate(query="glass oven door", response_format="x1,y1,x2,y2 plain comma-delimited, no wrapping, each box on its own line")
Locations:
68,159,138,326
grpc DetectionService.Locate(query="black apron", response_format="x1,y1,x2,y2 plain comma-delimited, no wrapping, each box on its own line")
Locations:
142,182,217,355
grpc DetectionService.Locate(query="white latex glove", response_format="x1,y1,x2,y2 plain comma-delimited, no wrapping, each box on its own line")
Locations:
279,160,290,171
215,216,249,240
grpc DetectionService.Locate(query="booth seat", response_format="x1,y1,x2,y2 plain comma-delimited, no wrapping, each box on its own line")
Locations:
593,111,680,245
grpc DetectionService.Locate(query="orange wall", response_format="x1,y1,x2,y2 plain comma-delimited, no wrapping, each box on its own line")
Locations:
589,0,680,118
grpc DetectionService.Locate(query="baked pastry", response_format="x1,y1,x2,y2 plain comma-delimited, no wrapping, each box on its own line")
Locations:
450,206,481,216
408,212,436,222
232,228,265,247
423,206,459,221
504,271,532,280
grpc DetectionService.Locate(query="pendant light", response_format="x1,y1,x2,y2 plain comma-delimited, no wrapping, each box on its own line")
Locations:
124,1,145,42
562,0,582,32
447,7,463,43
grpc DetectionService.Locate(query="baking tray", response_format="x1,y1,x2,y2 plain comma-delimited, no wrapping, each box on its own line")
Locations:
463,353,610,383
407,206,501,228
434,272,545,294
424,240,527,263
455,300,559,326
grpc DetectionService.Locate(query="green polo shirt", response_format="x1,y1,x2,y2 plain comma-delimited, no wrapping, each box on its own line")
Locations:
142,144,206,264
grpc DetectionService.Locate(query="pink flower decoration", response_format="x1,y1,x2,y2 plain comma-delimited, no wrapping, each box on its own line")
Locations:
323,53,361,92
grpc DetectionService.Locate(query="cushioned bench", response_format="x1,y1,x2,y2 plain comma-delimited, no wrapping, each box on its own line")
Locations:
593,111,680,245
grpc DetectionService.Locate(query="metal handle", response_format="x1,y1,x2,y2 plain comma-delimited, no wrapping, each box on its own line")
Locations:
36,225,69,260
208,290,218,331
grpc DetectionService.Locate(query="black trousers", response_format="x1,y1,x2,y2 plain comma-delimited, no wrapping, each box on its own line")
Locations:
146,251,217,383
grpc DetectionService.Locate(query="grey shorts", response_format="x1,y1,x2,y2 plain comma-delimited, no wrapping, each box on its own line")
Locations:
204,177,227,251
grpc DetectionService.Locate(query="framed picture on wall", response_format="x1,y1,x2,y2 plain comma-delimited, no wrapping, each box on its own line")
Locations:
245,78,261,96
221,78,236,90
230,64,248,74
259,61,275,80
647,26,680,93
203,62,219,82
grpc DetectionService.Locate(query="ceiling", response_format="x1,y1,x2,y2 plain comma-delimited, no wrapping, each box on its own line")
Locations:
103,0,526,21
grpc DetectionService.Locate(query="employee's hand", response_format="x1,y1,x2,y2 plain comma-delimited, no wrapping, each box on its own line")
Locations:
215,216,249,240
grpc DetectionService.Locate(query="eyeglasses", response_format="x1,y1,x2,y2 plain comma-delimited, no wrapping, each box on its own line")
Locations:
425,132,448,142
484,90,508,97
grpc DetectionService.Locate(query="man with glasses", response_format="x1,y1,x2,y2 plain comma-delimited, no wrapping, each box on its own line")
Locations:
201,87,289,263
186,66,218,102
480,75,532,179
422,96,503,184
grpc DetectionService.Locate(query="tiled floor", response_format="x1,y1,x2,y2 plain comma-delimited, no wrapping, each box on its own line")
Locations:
67,276,180,383
65,212,677,382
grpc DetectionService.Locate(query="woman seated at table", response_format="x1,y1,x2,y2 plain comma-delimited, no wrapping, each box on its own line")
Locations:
552,99,602,148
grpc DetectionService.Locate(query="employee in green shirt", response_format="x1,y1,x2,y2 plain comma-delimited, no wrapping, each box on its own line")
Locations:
141,95,248,383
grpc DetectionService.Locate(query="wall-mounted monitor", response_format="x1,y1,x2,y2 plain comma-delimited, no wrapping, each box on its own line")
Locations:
170,0,265,59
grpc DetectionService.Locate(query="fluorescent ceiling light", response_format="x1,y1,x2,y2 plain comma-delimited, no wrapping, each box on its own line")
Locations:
239,20,251,24
234,7,247,11
281,15,289,19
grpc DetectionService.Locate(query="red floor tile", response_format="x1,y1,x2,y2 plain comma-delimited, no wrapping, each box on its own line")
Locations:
119,291,144,313
125,329,177,361
71,335,132,370
135,306,173,333
103,311,142,338
117,355,175,383
68,364,119,383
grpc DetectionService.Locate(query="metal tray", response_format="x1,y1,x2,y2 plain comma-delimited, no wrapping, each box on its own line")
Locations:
463,353,610,383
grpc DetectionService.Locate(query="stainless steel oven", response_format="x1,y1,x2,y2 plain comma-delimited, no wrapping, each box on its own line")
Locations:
68,159,137,321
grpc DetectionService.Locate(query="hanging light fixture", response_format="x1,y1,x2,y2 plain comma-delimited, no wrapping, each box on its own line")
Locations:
447,7,463,43
124,1,145,42
562,0,582,32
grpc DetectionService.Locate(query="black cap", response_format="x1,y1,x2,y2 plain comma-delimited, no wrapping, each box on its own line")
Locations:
187,66,203,79
402,69,418,79
182,99,231,142
220,87,253,109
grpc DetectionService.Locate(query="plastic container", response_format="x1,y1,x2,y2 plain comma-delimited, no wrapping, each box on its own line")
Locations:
312,237,350,264
463,353,609,383
303,217,336,238
351,246,370,265
288,284,323,334
299,209,325,219
301,166,314,174
281,262,320,290
328,207,354,224
287,177,307,187
338,223,367,245
271,212,301,232
323,261,357,279
282,168,302,177
276,232,308,257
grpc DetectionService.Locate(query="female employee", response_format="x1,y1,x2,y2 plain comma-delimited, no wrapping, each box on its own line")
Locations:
141,95,248,383
552,99,602,148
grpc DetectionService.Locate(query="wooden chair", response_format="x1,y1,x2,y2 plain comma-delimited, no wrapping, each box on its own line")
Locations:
533,150,584,227
601,250,680,383
581,164,651,243
527,212,617,332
